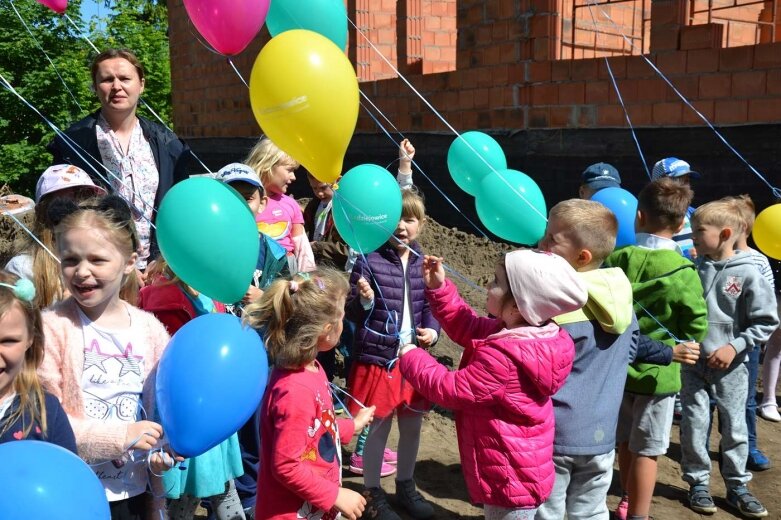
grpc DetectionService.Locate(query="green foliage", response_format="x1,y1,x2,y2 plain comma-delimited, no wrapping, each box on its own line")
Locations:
0,0,171,196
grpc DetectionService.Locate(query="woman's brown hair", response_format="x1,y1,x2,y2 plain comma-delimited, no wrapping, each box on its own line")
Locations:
90,48,145,86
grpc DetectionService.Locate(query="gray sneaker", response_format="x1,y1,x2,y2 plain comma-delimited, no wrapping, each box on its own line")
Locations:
726,486,768,518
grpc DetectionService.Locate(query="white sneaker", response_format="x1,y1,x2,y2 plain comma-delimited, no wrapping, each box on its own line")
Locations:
758,404,781,422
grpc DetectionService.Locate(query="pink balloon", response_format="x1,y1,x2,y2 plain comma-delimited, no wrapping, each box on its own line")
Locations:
37,0,67,14
183,0,270,56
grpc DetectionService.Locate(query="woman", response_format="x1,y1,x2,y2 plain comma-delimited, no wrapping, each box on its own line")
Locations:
48,48,191,270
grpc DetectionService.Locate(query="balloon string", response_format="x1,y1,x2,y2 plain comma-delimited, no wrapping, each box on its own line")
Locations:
584,0,781,197
10,0,83,112
227,58,249,88
0,209,60,263
346,16,547,224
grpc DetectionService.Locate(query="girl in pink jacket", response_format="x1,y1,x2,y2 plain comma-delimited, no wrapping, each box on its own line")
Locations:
399,250,588,519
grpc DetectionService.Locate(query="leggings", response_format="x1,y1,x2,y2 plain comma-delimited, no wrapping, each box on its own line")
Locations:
363,413,423,488
168,480,246,520
760,327,781,408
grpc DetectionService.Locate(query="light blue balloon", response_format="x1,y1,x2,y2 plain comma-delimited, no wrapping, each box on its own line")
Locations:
591,187,638,248
333,164,402,253
0,441,109,519
156,313,269,458
475,169,547,245
447,131,507,196
266,0,348,51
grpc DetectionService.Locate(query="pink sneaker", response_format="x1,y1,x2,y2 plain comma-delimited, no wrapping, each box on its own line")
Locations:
348,453,396,477
383,448,398,465
614,494,629,520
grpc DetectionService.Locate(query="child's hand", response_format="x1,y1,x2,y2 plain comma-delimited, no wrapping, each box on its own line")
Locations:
672,341,700,365
357,277,374,302
416,328,436,348
148,450,177,473
707,344,737,370
334,487,366,520
353,405,376,431
242,285,263,305
125,421,163,451
399,344,417,356
422,255,445,289
399,138,415,174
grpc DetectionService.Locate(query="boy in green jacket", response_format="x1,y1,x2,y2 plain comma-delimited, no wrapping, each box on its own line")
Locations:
606,178,708,520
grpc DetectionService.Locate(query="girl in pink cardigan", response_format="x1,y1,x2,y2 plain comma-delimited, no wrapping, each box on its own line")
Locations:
399,250,588,519
37,196,174,519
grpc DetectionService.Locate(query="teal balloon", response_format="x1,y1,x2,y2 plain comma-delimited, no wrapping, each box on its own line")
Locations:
447,131,507,196
157,177,258,303
333,164,402,253
476,169,547,245
266,0,347,51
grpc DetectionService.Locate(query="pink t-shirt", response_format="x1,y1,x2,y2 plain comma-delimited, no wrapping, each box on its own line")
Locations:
256,193,304,253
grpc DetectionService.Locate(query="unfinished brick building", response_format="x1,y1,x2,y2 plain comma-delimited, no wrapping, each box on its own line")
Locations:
168,0,781,229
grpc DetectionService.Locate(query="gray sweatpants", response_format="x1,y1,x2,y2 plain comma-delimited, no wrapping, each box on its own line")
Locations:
534,451,614,520
680,359,751,489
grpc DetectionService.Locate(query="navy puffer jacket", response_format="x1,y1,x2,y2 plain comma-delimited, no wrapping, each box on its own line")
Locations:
347,242,440,366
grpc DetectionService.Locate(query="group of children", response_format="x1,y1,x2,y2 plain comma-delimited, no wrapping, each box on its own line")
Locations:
0,144,778,520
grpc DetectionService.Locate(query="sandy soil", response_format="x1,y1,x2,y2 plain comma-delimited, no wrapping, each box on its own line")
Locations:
2,208,779,520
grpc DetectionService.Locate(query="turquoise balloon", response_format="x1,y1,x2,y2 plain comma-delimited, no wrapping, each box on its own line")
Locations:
157,177,258,303
333,164,402,253
475,169,547,245
447,131,507,196
266,0,347,51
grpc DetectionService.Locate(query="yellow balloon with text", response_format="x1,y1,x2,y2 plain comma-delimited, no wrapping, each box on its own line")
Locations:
249,29,359,184
753,203,781,260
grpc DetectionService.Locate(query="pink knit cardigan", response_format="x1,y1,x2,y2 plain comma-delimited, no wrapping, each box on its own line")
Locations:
38,298,170,513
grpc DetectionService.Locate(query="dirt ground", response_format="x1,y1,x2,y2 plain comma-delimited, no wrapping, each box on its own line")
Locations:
2,208,779,519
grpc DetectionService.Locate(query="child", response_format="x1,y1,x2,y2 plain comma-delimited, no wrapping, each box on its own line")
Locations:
345,188,440,520
650,157,700,260
606,178,708,520
138,259,246,520
37,195,174,518
304,139,415,271
729,195,777,470
681,198,778,518
243,269,375,519
399,250,588,519
245,138,314,273
535,199,700,520
5,164,105,307
0,270,76,452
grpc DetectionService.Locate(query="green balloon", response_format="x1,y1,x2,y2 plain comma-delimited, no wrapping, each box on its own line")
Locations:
266,0,347,51
475,169,547,245
157,177,258,303
447,131,507,196
333,164,402,253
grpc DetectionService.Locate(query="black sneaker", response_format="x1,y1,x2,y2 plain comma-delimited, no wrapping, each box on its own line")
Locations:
726,486,768,518
363,487,401,520
395,479,434,519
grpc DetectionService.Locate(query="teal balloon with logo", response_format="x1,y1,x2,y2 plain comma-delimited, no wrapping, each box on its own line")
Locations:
476,169,547,245
333,164,402,253
447,131,507,196
266,0,348,51
156,177,258,303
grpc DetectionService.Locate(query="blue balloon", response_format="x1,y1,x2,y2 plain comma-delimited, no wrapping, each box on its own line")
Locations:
0,441,109,519
156,314,268,458
266,0,348,51
591,187,638,248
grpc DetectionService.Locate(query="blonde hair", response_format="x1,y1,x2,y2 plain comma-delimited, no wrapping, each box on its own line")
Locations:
724,194,756,235
243,268,348,369
637,177,693,231
401,187,426,222
692,198,744,234
548,199,618,264
52,197,140,306
0,270,48,439
244,138,300,186
27,196,65,308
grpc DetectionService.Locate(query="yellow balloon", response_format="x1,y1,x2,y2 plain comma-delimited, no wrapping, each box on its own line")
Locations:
753,203,781,260
249,29,358,184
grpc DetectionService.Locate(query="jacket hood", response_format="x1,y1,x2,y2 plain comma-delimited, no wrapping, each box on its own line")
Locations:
487,323,572,398
554,268,634,334
700,251,754,269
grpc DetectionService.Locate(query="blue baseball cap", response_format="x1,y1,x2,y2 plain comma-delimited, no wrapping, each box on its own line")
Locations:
651,157,701,181
581,163,621,190
215,163,262,187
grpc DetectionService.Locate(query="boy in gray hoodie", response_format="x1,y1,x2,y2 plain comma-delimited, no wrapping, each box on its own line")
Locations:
682,198,779,519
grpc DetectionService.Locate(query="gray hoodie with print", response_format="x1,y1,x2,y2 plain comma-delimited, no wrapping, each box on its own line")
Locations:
698,251,779,358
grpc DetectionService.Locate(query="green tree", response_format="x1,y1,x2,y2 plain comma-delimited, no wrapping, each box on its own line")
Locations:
0,0,171,196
